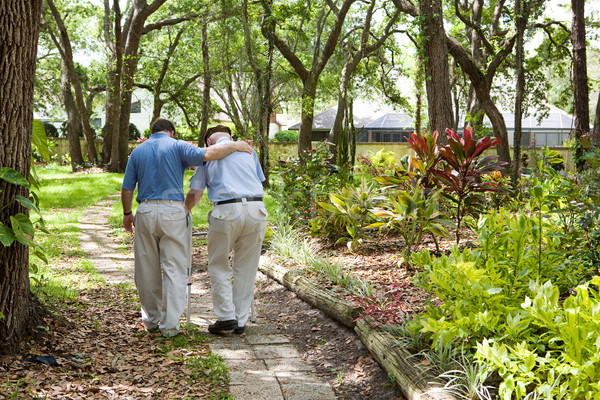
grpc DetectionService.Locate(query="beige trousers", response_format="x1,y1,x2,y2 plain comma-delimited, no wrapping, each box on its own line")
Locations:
133,200,191,336
207,200,267,327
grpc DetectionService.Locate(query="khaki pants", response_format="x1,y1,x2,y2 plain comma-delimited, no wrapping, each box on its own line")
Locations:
207,200,267,327
134,200,191,336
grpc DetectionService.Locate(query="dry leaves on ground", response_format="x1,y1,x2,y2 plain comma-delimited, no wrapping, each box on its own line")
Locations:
0,285,226,400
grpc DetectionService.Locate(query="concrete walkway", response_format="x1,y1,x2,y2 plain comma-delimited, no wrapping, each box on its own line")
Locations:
78,193,337,400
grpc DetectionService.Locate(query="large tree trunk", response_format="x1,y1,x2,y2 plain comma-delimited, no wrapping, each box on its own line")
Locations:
512,0,527,185
571,0,589,170
420,0,453,143
446,35,512,164
103,0,122,169
110,0,168,171
60,60,85,169
199,16,211,143
593,92,600,148
46,0,98,165
0,0,42,355
298,75,318,159
243,0,272,186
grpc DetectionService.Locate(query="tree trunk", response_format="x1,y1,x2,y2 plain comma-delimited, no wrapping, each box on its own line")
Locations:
103,0,122,169
298,75,318,159
512,0,527,185
199,17,211,143
420,0,453,144
593,91,600,148
112,0,168,171
572,0,589,170
446,35,512,165
0,0,42,355
60,60,85,168
46,0,98,165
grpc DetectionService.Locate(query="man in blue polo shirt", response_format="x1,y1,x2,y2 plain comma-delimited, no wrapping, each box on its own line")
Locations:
185,125,267,335
121,119,251,337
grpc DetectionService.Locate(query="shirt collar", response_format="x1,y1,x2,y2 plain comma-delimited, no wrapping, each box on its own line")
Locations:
215,137,232,144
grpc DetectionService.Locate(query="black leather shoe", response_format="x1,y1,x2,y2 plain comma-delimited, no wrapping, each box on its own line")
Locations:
233,326,245,335
208,319,237,333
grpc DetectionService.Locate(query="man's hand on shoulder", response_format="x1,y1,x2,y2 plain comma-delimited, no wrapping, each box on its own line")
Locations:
234,140,252,154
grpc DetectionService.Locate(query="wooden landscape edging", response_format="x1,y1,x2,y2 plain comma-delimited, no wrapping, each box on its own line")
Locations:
259,257,458,400
259,259,361,328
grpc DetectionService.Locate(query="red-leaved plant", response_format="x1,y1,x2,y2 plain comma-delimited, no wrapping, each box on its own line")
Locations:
432,127,508,244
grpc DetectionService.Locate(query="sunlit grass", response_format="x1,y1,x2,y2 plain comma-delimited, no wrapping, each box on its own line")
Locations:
30,164,125,303
35,164,122,209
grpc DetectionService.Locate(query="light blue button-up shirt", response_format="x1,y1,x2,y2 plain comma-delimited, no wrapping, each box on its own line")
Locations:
122,132,207,203
189,137,265,203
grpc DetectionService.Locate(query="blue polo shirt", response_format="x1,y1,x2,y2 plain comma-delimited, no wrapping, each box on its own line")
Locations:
189,137,265,203
122,132,207,203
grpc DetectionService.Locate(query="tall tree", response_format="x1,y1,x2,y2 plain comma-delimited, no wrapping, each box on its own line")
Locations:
419,0,453,141
59,58,86,168
328,0,403,161
102,0,200,171
265,0,358,159
0,0,42,355
512,0,529,185
571,0,589,168
242,0,275,185
44,0,99,164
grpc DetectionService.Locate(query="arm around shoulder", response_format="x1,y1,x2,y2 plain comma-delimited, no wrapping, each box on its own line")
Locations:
203,141,252,161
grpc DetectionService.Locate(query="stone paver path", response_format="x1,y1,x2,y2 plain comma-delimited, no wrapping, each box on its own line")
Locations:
78,193,337,400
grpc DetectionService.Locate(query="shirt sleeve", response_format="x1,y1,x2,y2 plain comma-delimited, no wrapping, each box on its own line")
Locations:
122,154,138,190
189,165,208,191
178,141,207,167
253,151,266,183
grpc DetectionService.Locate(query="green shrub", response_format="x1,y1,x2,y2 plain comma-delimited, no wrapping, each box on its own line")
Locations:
315,177,379,251
273,130,298,142
43,122,59,138
128,123,141,140
269,141,341,225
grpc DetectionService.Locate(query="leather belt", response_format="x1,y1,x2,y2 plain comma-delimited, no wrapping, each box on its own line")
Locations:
214,197,263,206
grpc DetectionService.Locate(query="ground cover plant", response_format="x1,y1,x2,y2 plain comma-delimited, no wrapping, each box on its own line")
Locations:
0,165,232,400
267,129,600,399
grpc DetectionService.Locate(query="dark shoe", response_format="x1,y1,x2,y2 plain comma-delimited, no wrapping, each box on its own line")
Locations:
233,326,245,335
208,319,237,334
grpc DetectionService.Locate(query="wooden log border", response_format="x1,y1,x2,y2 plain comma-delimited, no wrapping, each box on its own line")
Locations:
259,257,458,400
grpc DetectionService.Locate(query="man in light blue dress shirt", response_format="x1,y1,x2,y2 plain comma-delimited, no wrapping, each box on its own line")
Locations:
122,119,252,337
185,125,267,335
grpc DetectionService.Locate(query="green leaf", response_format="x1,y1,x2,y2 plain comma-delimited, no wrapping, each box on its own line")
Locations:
0,167,29,188
15,195,41,215
0,223,15,246
318,202,342,215
10,213,34,246
32,119,51,162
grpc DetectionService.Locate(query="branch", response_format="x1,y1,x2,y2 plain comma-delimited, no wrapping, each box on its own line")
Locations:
490,0,507,37
271,33,310,81
531,21,572,56
453,0,495,55
316,0,357,72
143,14,201,34
390,0,418,17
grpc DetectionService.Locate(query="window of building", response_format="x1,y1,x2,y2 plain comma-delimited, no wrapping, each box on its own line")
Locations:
131,101,141,114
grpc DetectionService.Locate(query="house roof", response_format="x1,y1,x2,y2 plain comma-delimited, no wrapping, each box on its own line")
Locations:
499,111,575,131
288,106,575,133
364,113,414,130
288,103,389,131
